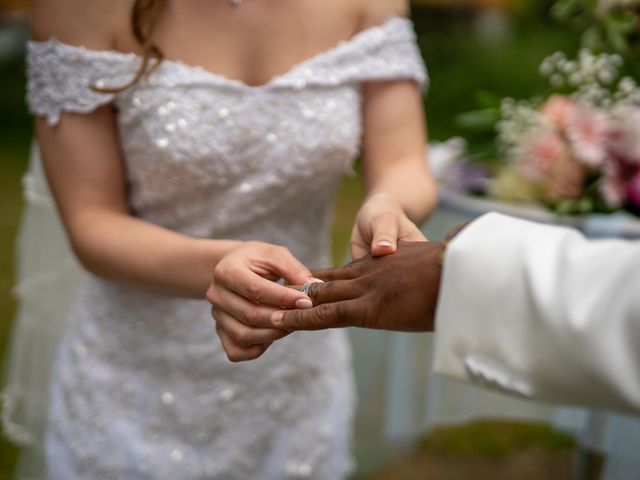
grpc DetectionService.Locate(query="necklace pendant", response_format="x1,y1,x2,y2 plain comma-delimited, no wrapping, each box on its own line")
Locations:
229,0,243,5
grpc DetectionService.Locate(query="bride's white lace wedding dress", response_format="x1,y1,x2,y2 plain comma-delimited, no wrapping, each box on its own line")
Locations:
24,16,427,479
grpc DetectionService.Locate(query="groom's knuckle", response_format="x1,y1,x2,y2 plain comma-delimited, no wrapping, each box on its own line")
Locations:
359,272,376,289
335,303,351,327
315,304,334,326
285,310,302,328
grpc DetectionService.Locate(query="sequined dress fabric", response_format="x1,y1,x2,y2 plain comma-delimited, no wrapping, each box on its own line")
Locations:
26,17,427,480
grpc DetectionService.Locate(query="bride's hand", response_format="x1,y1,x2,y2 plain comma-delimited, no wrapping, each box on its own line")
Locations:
206,242,315,362
351,192,426,260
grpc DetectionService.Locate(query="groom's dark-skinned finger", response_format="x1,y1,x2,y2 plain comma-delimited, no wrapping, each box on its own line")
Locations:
305,280,362,306
310,260,364,282
274,301,356,331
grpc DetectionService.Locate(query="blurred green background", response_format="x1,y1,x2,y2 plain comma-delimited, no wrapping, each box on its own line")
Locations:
0,1,593,478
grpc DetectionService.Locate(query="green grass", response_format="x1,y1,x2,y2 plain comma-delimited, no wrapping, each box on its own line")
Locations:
420,420,574,461
360,419,579,480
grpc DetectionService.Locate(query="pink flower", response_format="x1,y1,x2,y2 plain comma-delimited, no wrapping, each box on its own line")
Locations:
566,104,609,167
607,107,640,165
600,161,628,208
520,129,566,180
519,128,586,201
626,169,640,208
541,95,574,129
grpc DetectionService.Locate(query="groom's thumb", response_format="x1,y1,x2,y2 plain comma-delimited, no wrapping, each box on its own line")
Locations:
370,213,398,257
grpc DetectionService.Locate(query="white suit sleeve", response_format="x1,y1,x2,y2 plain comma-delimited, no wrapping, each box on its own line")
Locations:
433,212,640,413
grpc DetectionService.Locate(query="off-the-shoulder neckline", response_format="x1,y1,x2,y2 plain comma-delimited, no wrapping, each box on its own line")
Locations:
29,16,412,91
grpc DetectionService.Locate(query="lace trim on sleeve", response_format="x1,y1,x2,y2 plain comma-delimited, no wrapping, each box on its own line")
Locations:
280,17,429,91
26,39,138,126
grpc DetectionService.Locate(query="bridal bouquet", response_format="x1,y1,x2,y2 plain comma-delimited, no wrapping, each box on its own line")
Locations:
442,0,640,217
492,49,640,215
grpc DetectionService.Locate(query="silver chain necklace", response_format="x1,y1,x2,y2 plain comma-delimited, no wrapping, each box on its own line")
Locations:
229,0,243,5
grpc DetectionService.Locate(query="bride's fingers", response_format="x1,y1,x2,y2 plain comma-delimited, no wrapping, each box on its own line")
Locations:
213,287,288,329
369,212,400,257
350,241,369,261
221,266,314,309
271,300,358,331
216,324,270,363
212,307,290,345
399,221,427,242
259,245,315,285
349,223,371,260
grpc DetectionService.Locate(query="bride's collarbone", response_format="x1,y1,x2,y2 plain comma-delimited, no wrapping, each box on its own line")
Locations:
113,1,362,87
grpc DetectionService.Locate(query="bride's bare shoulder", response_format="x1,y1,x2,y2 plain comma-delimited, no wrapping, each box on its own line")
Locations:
358,0,410,30
30,0,133,49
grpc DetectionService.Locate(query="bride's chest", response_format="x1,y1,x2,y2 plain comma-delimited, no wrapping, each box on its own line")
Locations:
113,85,362,187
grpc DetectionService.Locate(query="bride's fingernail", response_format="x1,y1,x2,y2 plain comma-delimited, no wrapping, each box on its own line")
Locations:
295,298,313,309
271,311,284,324
309,277,325,283
377,240,393,248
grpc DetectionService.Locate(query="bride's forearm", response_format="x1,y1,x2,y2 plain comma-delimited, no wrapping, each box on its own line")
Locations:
365,157,438,225
68,209,241,298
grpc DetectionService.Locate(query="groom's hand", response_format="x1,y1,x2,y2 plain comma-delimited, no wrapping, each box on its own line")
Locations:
271,242,445,332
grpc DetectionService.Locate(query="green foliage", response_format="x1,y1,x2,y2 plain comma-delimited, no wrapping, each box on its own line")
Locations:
552,0,640,71
411,8,579,145
0,58,31,166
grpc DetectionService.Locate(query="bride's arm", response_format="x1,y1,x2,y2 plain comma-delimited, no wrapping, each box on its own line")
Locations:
351,1,437,259
37,106,315,304
38,105,312,359
36,109,240,299
361,79,436,224
350,79,437,259
32,0,313,316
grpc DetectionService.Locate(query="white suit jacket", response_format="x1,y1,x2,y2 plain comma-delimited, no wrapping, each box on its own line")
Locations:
433,212,640,413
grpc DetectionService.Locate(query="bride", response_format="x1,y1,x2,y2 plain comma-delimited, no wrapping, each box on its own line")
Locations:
18,0,436,477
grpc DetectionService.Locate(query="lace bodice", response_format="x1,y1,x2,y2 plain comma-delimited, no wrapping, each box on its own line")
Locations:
26,17,428,480
28,17,426,246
